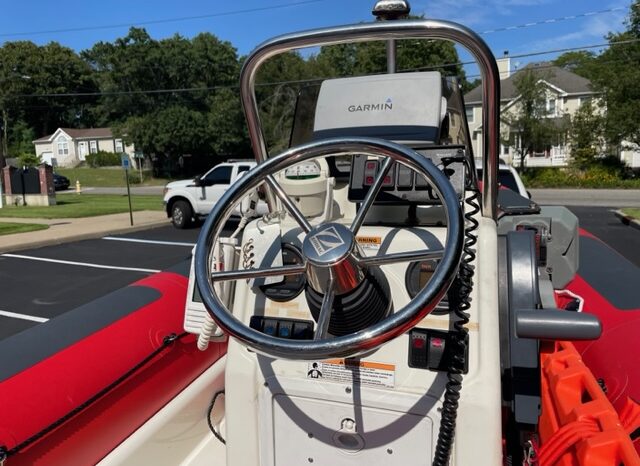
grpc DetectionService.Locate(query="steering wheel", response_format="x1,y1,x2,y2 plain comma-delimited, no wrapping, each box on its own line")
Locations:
195,137,464,360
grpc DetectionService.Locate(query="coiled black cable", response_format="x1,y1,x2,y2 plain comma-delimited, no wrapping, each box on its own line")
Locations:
207,390,226,444
432,164,480,466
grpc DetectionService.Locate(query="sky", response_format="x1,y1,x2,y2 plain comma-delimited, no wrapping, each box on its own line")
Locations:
0,0,632,77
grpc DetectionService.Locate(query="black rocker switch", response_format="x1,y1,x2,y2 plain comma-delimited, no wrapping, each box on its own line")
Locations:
427,334,447,370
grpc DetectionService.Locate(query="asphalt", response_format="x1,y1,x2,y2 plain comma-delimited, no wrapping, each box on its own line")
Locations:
1,188,638,254
0,210,170,253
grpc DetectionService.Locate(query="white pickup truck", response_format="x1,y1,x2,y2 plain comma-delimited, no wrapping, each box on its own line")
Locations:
163,159,267,228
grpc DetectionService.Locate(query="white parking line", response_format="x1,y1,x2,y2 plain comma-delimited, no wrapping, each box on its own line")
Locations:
102,236,196,247
0,310,49,323
1,254,160,274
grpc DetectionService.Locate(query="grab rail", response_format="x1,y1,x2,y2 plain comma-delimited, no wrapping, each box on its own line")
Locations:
239,19,500,220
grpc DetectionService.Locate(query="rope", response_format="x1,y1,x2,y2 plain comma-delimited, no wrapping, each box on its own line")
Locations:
0,332,188,462
536,418,600,465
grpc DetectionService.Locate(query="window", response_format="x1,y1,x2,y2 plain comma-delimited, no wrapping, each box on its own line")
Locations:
57,141,69,156
115,139,124,153
90,140,98,154
203,166,233,185
465,107,474,123
579,96,592,106
502,144,509,155
547,98,556,116
238,165,251,175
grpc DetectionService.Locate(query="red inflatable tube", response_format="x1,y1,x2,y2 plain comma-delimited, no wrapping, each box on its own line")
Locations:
0,271,226,466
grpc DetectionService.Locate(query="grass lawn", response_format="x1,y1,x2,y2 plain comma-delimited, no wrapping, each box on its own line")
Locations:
0,194,163,219
57,167,170,188
621,208,640,220
0,222,49,236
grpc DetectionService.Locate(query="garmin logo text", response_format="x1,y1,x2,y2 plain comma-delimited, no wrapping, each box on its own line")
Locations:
348,98,393,113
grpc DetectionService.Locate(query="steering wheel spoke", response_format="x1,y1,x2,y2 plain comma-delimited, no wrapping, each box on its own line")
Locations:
266,175,313,233
211,263,306,282
350,156,393,235
358,247,444,266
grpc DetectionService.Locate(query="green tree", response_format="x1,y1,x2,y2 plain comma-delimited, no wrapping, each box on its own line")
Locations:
501,69,566,170
314,37,465,80
255,52,316,153
568,101,604,169
86,28,247,170
553,51,598,80
0,41,96,167
591,1,640,148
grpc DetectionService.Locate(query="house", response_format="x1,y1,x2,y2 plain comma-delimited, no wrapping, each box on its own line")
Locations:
464,57,640,168
32,127,135,168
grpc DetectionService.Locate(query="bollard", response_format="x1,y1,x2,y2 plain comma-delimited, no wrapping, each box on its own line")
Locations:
75,180,81,194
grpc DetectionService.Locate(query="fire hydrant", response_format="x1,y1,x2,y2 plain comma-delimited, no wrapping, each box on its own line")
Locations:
75,180,81,194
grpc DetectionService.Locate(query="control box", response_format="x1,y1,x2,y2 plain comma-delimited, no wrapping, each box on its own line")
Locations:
348,145,466,205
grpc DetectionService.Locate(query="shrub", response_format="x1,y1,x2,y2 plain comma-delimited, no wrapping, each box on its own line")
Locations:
17,153,42,168
521,164,640,188
85,151,122,167
127,170,155,184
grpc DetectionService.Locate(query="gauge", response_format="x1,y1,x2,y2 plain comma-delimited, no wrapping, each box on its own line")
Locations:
260,244,306,302
284,161,321,180
405,260,450,315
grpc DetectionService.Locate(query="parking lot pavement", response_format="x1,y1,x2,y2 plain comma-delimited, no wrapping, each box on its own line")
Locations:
0,220,244,341
0,224,207,341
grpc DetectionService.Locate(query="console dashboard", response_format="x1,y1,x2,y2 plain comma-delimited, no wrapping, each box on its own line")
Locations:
348,145,467,205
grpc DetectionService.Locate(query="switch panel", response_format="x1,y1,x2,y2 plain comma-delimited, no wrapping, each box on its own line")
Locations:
408,328,468,372
348,145,466,205
250,316,314,340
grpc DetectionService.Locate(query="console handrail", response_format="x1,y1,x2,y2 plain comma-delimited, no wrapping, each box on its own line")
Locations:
240,19,500,220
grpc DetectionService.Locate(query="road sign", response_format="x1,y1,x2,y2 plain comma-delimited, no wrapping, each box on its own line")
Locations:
121,154,130,170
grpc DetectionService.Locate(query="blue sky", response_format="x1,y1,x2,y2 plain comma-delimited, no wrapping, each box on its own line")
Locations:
0,0,631,77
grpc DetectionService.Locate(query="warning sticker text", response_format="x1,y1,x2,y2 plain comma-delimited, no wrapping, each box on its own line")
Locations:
307,359,395,388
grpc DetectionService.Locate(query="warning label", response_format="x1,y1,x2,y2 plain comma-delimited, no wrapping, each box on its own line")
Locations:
307,359,395,388
356,236,382,250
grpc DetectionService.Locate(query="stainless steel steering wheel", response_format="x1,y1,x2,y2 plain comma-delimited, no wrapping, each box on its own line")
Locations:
195,137,464,360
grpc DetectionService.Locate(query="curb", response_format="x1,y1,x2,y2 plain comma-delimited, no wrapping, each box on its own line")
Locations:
0,219,170,254
614,210,640,231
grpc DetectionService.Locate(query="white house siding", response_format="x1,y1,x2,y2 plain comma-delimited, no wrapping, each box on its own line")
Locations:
35,140,76,167
97,139,115,152
34,141,54,162
620,146,640,168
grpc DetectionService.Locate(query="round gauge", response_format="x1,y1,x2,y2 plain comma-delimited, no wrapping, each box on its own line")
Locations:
260,244,306,302
284,161,321,180
405,260,450,315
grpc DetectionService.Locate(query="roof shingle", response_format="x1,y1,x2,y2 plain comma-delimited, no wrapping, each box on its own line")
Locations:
464,62,594,104
33,127,114,143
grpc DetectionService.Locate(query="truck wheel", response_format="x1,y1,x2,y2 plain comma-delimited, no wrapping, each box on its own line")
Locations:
171,200,193,229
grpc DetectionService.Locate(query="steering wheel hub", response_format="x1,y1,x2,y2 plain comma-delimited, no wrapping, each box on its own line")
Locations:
303,223,366,295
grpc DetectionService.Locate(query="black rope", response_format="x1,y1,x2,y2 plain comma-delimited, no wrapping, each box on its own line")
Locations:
432,159,480,466
0,332,188,461
207,390,226,445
